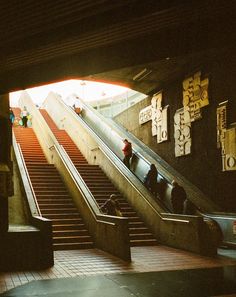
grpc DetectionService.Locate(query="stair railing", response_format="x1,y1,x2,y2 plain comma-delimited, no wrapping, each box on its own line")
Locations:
12,133,41,217
57,145,101,211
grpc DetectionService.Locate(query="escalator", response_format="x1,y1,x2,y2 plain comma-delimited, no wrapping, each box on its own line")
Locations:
40,109,158,247
62,99,236,249
12,108,94,250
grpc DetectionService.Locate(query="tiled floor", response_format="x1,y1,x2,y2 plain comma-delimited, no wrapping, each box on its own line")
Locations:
0,246,235,294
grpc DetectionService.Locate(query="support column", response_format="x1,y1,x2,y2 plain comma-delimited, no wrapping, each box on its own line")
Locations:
0,197,9,233
0,94,13,233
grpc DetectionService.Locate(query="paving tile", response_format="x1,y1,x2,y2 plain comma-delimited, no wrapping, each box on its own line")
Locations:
0,246,235,295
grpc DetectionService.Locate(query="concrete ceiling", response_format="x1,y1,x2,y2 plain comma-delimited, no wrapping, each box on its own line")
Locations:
0,0,235,96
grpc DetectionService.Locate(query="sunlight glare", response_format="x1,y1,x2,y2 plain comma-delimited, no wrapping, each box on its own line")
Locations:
9,79,129,107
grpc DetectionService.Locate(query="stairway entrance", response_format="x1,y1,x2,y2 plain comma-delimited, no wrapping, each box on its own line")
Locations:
12,108,94,250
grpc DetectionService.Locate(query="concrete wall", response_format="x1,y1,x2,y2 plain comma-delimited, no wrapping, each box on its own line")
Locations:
8,150,30,225
115,49,236,212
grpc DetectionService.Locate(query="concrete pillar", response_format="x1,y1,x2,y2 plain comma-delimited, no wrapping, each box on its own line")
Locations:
0,94,13,233
0,194,9,233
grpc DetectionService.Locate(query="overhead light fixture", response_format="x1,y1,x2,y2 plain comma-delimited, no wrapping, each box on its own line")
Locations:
132,68,152,81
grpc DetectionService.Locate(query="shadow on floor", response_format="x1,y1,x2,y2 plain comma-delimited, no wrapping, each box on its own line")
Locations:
1,265,236,297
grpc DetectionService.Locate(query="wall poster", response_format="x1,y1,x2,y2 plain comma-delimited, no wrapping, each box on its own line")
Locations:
139,92,169,143
174,71,209,157
217,100,236,171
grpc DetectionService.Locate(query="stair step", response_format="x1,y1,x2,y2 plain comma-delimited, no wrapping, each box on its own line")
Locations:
40,203,74,208
27,168,57,172
129,233,155,240
86,185,116,190
33,185,66,190
41,208,78,214
51,218,83,224
90,190,120,195
53,242,94,250
130,239,158,247
53,230,90,237
30,177,63,181
53,235,92,244
36,194,71,199
129,227,149,234
29,172,60,177
53,223,86,231
128,221,146,228
42,213,80,219
33,190,69,195
121,209,135,214
31,180,64,185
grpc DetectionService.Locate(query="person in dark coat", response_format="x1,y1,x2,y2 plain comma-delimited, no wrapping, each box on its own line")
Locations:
100,194,122,217
144,164,158,196
122,139,132,169
171,180,187,214
183,199,196,215
20,106,29,128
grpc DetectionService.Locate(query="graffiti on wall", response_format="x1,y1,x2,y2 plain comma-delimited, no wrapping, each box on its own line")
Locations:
174,71,209,157
217,100,236,171
139,92,169,143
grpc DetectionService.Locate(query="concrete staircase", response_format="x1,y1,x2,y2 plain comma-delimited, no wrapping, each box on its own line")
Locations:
40,109,158,247
12,108,94,250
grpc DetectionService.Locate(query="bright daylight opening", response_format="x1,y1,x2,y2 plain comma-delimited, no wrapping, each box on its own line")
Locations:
9,79,146,118
10,79,128,106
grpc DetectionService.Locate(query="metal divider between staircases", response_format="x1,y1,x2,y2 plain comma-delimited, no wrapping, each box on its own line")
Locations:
54,144,100,215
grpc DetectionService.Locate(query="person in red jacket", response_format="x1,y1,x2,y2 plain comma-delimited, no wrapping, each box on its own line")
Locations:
122,139,132,169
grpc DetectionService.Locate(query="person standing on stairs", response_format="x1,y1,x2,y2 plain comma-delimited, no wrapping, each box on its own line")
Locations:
9,108,15,125
100,194,122,217
20,106,29,128
122,139,132,169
